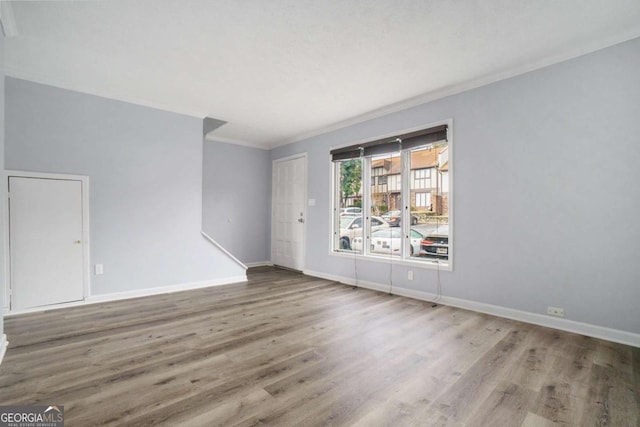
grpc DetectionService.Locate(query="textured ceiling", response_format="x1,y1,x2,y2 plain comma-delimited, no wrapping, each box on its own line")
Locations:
4,0,640,149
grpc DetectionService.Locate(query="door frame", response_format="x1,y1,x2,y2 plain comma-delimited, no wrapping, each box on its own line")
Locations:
271,153,307,271
4,170,91,312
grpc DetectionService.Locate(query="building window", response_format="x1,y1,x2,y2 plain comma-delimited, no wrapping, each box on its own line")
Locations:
412,168,431,189
388,174,401,191
415,192,431,208
371,167,382,186
331,123,451,267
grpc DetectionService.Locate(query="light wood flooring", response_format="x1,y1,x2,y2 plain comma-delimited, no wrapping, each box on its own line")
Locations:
0,267,638,426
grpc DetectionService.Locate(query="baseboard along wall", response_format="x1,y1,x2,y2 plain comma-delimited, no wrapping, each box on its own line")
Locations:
4,275,248,317
303,269,640,348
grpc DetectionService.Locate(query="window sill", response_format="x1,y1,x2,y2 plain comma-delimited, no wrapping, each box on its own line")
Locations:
329,250,452,272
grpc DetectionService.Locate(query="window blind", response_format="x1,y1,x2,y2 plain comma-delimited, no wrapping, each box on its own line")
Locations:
330,124,448,161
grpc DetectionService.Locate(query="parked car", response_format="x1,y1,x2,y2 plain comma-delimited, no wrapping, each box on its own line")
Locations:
339,215,388,250
340,207,362,216
352,228,425,256
420,225,449,259
381,210,418,226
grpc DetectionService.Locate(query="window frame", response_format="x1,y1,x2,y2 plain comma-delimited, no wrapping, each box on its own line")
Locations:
330,119,453,271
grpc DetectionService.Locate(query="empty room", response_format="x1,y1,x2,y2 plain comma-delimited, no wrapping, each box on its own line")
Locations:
0,1,638,426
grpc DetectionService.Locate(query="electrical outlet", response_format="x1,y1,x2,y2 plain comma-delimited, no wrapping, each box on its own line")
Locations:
407,270,413,281
547,306,564,317
95,264,104,275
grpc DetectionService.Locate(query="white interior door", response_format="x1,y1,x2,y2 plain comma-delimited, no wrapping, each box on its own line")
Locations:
9,177,85,310
271,155,306,270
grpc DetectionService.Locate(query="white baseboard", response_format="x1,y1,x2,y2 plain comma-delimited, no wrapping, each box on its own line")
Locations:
86,275,248,303
0,334,8,366
304,269,640,348
5,274,247,317
245,261,273,268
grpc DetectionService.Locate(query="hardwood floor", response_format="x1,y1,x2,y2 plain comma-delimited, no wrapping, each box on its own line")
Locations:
1,267,638,426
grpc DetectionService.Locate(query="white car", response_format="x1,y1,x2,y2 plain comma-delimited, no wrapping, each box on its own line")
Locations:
352,228,425,256
340,207,362,216
339,215,388,250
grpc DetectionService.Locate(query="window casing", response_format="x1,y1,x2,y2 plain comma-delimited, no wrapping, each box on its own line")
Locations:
332,123,451,268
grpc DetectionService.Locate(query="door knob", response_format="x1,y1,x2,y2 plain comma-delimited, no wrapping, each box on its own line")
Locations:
74,240,82,244
298,218,304,223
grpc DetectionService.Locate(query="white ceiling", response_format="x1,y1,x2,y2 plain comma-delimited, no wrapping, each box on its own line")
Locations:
3,0,640,149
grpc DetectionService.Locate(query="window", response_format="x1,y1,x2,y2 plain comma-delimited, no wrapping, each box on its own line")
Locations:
413,168,431,189
331,123,451,267
415,192,431,208
371,167,382,186
334,159,363,251
389,174,401,191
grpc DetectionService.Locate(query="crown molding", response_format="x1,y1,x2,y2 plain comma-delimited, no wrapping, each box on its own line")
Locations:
270,30,640,149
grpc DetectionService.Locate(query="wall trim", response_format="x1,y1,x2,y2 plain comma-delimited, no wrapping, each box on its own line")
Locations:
6,32,640,151
205,133,269,150
0,334,7,366
304,269,640,348
270,30,640,150
245,261,273,268
200,231,247,271
5,275,247,317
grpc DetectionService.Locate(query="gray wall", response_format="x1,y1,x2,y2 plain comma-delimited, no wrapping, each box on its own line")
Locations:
202,140,271,264
271,37,640,335
5,78,245,296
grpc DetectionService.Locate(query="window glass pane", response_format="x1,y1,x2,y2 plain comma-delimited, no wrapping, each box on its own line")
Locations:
370,153,400,257
335,159,363,253
409,143,449,260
